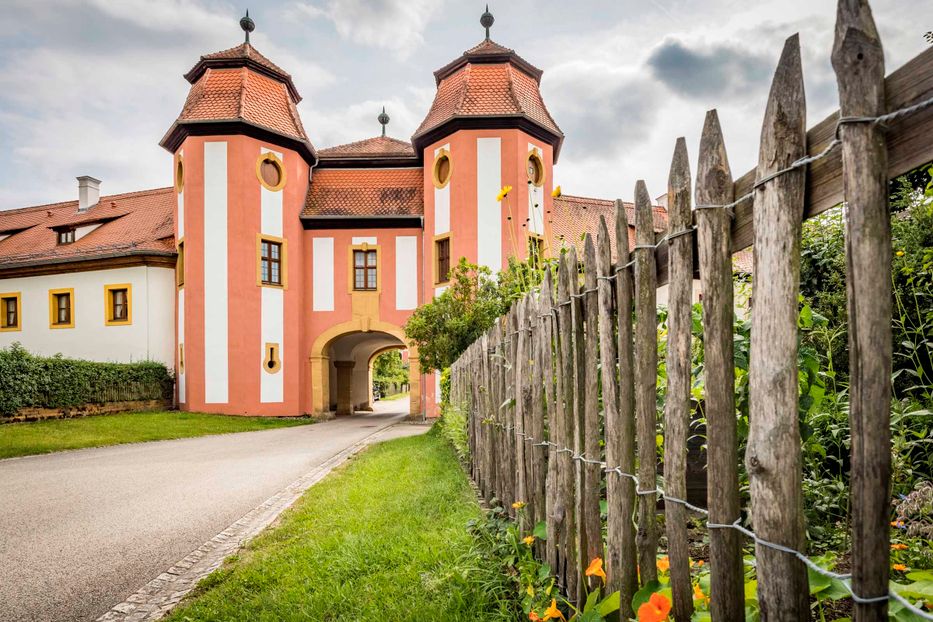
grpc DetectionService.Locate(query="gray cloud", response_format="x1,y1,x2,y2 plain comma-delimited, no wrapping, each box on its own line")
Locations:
646,37,774,99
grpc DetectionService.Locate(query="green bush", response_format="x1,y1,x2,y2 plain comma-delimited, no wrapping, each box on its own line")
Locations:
0,343,174,416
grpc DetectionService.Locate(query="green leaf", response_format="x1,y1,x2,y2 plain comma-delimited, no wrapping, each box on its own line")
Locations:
533,521,548,541
597,590,621,616
632,580,662,612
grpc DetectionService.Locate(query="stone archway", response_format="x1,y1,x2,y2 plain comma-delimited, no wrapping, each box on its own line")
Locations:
309,319,421,418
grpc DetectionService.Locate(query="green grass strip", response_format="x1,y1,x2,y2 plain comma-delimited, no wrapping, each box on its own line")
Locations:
0,411,312,459
167,429,517,622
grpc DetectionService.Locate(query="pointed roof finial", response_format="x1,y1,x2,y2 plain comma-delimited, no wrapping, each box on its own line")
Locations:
240,9,255,44
377,106,390,137
480,5,494,40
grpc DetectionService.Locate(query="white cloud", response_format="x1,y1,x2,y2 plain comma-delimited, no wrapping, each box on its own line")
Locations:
290,0,443,59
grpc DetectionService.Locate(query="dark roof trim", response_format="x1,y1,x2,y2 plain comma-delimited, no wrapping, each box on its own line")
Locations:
184,56,302,102
160,118,317,166
412,114,564,162
300,215,424,230
315,156,423,169
434,50,543,85
0,250,176,278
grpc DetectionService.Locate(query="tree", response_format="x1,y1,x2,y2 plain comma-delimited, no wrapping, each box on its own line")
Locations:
404,259,506,372
372,350,407,392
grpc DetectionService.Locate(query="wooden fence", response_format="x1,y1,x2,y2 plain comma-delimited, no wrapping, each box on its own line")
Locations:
449,2,933,620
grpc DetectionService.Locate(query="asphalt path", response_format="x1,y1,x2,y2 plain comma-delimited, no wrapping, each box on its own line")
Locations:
0,402,412,622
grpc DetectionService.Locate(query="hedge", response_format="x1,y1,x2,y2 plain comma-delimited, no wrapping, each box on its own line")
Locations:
0,343,174,417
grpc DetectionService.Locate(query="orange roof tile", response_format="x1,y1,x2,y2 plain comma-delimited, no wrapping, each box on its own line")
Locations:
551,194,668,260
0,188,175,270
318,136,416,160
414,38,562,156
303,168,424,218
185,42,300,101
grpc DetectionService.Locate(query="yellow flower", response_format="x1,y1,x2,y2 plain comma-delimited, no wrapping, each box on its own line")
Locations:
551,185,562,198
693,584,709,604
543,599,566,621
512,501,526,509
896,250,905,257
585,556,607,584
656,556,670,573
893,564,908,572
527,584,535,597
496,185,513,201
523,535,536,546
892,543,908,551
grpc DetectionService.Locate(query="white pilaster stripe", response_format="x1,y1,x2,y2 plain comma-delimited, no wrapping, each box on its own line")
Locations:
178,287,185,403
476,137,502,271
203,141,229,404
395,236,417,310
528,143,545,235
178,149,185,239
260,148,283,237
260,287,284,403
312,237,334,311
434,144,450,235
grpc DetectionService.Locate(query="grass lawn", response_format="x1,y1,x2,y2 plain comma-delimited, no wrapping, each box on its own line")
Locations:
166,429,516,622
379,391,410,402
0,411,313,459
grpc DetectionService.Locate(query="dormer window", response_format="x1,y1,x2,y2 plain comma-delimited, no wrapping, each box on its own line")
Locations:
58,229,75,245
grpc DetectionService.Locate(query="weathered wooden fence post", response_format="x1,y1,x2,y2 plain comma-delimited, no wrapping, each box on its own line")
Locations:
695,109,745,622
579,234,603,597
515,300,529,515
832,2,892,620
747,34,810,621
664,138,694,622
563,248,581,600
634,180,659,585
536,270,555,560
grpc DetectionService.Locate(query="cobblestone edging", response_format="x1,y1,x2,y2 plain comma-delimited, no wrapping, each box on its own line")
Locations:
96,424,409,622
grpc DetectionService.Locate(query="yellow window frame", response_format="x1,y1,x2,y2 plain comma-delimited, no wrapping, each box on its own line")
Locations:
48,288,75,329
256,234,288,289
0,292,21,332
347,243,381,293
104,283,132,326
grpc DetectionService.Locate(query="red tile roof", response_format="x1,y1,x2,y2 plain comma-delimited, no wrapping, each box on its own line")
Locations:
317,136,416,160
185,42,300,102
303,168,424,218
551,194,667,260
0,188,175,270
414,39,562,153
170,67,308,142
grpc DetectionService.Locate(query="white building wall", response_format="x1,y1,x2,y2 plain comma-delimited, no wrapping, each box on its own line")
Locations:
0,265,175,365
476,137,502,272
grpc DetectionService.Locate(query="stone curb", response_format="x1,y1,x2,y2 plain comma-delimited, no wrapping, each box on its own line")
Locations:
95,423,412,622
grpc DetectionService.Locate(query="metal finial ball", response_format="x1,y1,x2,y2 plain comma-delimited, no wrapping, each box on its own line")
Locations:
378,107,390,126
480,6,494,30
240,12,255,34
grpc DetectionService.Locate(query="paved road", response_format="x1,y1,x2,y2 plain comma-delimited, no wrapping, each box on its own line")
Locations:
0,402,415,622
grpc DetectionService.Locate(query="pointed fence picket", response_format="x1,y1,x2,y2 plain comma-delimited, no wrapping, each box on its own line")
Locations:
448,1,933,619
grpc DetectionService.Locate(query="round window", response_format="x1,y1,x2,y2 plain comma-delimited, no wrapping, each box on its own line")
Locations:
433,150,452,189
175,157,185,193
527,151,545,187
256,153,286,191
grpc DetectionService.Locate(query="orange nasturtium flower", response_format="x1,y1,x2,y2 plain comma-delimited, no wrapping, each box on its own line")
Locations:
693,584,709,604
513,501,526,509
529,612,542,622
585,557,607,584
552,185,562,198
656,556,670,573
893,564,909,572
543,599,566,621
523,535,536,546
891,543,908,551
638,592,672,622
497,185,513,201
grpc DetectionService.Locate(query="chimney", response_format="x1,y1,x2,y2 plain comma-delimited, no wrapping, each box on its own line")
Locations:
77,176,101,212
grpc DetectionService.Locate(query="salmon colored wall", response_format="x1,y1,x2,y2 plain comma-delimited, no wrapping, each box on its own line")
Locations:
175,134,309,416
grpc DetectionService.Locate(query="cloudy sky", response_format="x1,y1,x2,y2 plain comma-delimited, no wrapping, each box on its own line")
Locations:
0,0,928,211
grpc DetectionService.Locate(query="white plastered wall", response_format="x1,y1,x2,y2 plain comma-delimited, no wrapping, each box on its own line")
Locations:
0,265,175,365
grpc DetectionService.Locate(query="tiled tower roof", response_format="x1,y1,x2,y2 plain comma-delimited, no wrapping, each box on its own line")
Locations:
160,42,316,164
317,136,416,161
412,38,563,160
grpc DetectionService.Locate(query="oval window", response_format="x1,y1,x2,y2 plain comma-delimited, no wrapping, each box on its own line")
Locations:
433,150,452,189
256,154,286,191
527,151,545,187
175,157,185,193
